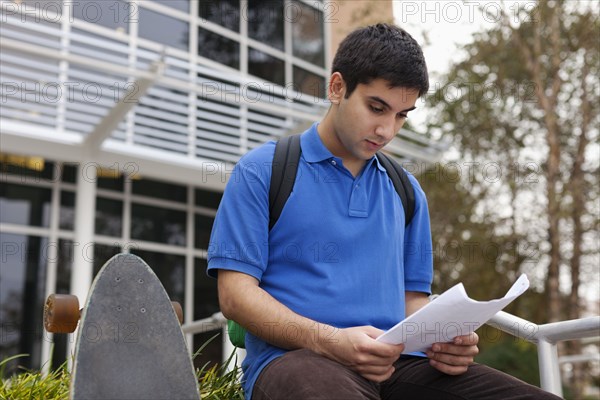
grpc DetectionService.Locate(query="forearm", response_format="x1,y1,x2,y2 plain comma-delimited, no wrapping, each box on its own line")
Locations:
218,270,336,353
405,291,430,316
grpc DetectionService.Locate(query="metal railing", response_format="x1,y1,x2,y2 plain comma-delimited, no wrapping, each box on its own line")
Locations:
487,311,600,397
182,311,600,397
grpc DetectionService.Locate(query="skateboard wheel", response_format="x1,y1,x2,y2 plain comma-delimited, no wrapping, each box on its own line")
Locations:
171,301,183,324
44,294,80,333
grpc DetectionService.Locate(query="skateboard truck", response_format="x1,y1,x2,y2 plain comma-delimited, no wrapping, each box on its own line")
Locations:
44,294,184,333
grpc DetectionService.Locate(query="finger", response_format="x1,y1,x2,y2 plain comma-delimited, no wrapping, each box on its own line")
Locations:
430,343,479,357
429,359,469,376
453,332,479,346
426,350,474,367
361,341,404,359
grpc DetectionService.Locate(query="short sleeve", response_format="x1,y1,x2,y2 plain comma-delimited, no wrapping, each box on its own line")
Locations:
207,144,275,281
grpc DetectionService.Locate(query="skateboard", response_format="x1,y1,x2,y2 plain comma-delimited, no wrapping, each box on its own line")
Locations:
44,253,200,400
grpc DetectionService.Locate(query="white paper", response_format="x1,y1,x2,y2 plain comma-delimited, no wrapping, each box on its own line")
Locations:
376,274,530,353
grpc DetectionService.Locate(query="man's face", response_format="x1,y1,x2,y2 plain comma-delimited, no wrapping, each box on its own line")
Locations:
330,77,419,165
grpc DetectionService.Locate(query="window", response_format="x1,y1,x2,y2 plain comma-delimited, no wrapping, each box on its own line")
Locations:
248,48,284,86
131,204,186,246
294,66,326,98
138,8,189,50
95,198,123,237
72,0,130,33
199,0,239,32
198,27,240,69
133,179,187,203
291,1,324,67
0,156,54,180
195,188,222,209
247,0,284,50
0,234,48,374
195,214,215,249
59,191,75,231
0,183,51,227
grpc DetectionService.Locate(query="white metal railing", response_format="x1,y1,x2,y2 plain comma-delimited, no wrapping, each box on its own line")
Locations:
487,311,600,397
182,311,600,397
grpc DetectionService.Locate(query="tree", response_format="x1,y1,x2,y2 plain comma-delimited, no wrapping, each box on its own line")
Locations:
425,2,599,397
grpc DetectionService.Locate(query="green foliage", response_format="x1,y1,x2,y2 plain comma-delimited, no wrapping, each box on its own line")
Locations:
0,343,244,400
0,354,70,400
195,333,244,400
475,330,541,386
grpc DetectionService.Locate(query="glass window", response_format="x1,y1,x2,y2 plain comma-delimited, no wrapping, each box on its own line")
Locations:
98,173,124,192
132,178,187,203
194,214,215,249
129,249,185,303
0,155,55,181
198,27,240,69
72,0,130,33
139,7,189,51
247,0,283,50
199,0,239,32
150,0,189,12
193,258,221,370
0,234,47,374
61,164,77,183
59,191,75,231
293,66,326,98
195,188,222,209
0,183,51,227
131,204,186,246
95,197,123,237
291,1,324,67
248,48,284,86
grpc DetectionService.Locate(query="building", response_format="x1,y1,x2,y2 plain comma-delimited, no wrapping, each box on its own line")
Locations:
0,0,445,373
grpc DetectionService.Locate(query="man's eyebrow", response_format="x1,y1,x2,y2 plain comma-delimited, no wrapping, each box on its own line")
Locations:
369,96,417,113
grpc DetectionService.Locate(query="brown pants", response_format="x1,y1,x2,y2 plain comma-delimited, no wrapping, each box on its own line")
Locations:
252,349,562,400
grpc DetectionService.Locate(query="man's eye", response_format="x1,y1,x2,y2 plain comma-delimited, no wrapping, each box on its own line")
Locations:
398,114,408,119
370,106,384,113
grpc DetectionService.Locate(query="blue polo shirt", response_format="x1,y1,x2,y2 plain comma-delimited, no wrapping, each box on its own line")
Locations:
208,123,433,399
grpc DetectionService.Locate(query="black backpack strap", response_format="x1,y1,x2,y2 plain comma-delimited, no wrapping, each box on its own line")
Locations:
269,134,302,230
376,152,415,227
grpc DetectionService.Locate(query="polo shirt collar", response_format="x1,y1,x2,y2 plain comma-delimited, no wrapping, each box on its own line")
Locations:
300,123,386,172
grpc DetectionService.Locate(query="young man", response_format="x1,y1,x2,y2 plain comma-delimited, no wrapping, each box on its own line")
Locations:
208,24,560,400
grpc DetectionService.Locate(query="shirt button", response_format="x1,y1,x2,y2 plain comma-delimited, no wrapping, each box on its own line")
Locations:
331,160,337,166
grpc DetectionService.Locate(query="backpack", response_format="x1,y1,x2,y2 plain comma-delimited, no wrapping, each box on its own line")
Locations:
227,134,416,348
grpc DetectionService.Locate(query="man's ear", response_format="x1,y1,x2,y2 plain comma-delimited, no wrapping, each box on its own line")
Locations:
328,72,346,104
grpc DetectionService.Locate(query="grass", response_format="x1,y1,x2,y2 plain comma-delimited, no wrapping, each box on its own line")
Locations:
0,336,244,400
0,354,70,400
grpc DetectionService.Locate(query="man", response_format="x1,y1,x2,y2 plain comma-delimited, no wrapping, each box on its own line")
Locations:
208,23,560,400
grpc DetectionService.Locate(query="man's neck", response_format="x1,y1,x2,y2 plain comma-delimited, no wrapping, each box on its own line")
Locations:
317,117,366,177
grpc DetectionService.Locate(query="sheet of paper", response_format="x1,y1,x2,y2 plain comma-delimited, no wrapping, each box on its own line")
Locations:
377,274,530,353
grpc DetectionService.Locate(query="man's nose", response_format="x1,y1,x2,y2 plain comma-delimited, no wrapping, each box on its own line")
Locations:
375,117,398,141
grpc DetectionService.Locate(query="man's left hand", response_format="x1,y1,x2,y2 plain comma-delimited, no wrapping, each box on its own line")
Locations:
425,332,479,375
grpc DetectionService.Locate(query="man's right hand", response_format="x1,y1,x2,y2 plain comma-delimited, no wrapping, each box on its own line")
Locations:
314,325,404,382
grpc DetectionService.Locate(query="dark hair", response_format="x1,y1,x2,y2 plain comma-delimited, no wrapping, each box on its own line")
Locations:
332,23,429,98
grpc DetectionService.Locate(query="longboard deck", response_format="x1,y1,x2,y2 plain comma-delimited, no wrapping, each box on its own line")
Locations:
71,253,199,400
